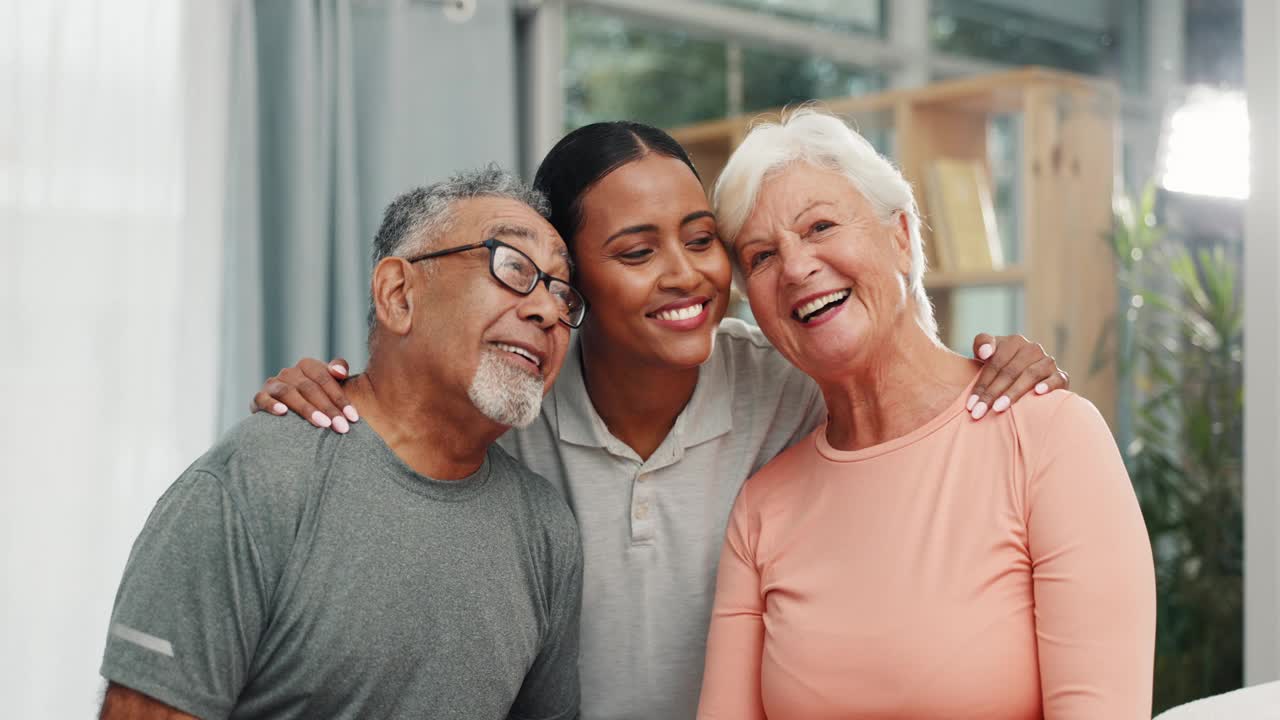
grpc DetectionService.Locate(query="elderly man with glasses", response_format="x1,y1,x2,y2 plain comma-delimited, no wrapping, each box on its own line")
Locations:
98,167,585,720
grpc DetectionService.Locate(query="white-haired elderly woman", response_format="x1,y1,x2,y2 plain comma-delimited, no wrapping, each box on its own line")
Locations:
696,109,1156,720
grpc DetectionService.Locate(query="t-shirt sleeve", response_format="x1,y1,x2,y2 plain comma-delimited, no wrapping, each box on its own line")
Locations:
100,469,269,720
696,489,767,720
1025,394,1156,718
509,527,584,720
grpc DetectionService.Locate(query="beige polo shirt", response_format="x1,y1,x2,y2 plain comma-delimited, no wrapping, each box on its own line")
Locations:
498,318,826,720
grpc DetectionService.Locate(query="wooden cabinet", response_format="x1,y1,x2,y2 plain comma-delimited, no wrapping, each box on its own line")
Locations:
668,67,1119,425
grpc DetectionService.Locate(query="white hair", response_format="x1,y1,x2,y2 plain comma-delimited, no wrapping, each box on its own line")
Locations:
467,348,544,428
712,107,936,338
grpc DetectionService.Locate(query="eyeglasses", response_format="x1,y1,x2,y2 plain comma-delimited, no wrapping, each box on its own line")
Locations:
403,238,588,328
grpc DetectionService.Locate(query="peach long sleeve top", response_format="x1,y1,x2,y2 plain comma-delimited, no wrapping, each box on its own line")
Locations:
697,381,1155,720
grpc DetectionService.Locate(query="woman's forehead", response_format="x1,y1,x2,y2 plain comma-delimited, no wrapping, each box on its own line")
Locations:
749,167,862,221
584,155,708,214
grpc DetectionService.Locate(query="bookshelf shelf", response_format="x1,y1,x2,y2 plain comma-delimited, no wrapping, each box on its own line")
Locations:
670,67,1119,424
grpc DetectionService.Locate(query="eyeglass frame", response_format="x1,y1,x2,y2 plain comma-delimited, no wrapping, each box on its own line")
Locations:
402,237,588,328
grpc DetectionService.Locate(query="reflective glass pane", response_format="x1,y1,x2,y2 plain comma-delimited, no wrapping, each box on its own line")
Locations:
564,9,727,129
741,47,883,113
941,285,1023,353
930,0,1146,91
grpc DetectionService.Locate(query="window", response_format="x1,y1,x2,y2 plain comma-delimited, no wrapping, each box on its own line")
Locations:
705,0,882,35
741,46,881,113
565,10,728,129
930,0,1147,91
564,7,880,131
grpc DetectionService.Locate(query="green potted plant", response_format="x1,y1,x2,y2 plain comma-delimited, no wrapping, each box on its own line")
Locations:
1103,185,1244,713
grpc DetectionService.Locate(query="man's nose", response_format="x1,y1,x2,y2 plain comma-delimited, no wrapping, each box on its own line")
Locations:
517,280,562,330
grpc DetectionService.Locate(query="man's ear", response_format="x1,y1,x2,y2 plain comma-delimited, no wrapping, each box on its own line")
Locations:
892,211,913,275
371,258,415,337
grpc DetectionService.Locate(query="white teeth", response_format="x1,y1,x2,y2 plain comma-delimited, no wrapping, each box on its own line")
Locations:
654,303,705,322
495,343,540,367
795,290,851,320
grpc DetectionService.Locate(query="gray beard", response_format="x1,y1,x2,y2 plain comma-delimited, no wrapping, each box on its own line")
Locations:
467,348,544,428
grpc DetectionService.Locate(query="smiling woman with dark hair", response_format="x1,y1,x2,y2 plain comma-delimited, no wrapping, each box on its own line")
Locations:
251,119,1071,720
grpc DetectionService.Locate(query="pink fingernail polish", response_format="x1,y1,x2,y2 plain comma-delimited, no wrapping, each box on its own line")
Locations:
344,405,359,423
332,416,350,434
978,343,994,360
272,402,287,415
967,394,979,411
1035,382,1049,395
971,402,989,420
310,410,332,428
330,364,347,376
993,396,1011,413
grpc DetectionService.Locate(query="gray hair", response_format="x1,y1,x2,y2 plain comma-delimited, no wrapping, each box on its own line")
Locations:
367,165,550,333
712,108,936,338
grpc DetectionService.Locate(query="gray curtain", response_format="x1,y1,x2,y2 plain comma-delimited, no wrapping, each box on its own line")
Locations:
219,0,519,429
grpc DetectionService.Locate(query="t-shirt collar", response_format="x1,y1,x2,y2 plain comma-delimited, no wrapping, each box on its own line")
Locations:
551,331,734,451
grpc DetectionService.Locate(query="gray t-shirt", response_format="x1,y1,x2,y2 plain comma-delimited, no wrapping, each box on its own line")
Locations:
101,412,583,720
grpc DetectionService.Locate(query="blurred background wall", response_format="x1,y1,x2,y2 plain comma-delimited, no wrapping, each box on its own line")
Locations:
1,1,1274,717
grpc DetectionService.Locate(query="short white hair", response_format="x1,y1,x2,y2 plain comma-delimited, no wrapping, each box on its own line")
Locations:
712,107,936,337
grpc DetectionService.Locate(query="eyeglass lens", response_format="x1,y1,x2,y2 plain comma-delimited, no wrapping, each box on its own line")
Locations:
492,244,585,326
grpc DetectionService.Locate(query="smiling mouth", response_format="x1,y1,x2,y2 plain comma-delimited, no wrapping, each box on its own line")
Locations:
493,342,542,369
792,289,851,323
650,302,706,322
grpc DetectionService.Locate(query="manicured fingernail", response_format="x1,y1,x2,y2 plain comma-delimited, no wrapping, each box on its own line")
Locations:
310,410,332,428
1035,382,1049,395
343,405,359,423
967,394,979,411
978,343,994,360
971,401,989,420
272,402,287,415
330,364,347,376
332,416,349,434
992,396,1011,413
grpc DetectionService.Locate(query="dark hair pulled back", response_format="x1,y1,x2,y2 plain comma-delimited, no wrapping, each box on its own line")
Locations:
533,121,701,254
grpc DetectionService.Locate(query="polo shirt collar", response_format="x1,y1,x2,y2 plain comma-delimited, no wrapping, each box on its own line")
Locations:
551,331,734,451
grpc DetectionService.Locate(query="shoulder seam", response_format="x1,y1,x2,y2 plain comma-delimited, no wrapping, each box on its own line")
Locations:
187,467,273,607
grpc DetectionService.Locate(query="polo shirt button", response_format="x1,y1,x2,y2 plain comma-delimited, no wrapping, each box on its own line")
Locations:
633,503,649,520
638,473,649,482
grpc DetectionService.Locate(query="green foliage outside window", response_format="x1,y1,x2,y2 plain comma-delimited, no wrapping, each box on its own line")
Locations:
930,0,1146,92
1103,187,1244,713
741,47,880,113
564,9,879,132
564,11,728,130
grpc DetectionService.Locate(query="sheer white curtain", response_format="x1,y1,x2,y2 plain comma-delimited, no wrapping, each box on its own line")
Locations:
0,1,230,716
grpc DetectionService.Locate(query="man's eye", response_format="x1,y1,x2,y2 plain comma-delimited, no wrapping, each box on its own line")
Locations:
687,235,715,249
620,249,652,261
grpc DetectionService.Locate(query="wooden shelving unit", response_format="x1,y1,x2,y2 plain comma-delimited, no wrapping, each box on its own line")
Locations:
670,67,1120,425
